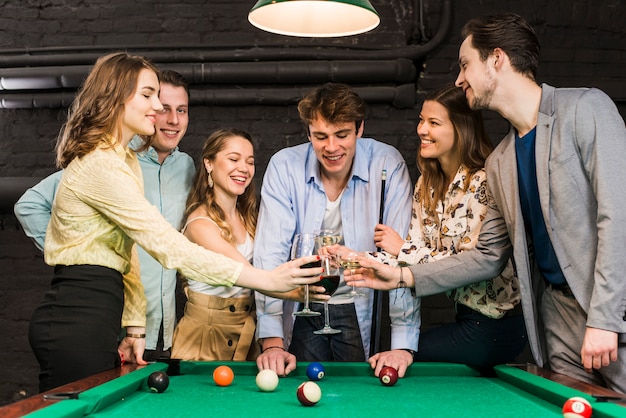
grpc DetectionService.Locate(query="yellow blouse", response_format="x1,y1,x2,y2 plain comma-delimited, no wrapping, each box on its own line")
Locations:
45,142,242,327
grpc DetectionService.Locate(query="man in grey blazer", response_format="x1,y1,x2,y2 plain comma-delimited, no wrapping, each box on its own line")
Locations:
348,13,626,392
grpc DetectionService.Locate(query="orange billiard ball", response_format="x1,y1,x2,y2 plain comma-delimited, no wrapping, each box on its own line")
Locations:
213,365,234,387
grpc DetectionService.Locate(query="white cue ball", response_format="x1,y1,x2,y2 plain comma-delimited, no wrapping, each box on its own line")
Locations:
256,369,279,392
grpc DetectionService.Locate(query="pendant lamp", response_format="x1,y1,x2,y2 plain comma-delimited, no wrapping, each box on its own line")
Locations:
248,0,380,37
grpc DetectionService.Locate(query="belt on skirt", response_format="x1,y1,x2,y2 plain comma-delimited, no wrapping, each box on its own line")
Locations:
455,301,523,318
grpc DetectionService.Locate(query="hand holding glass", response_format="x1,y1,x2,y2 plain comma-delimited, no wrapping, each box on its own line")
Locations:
292,233,322,317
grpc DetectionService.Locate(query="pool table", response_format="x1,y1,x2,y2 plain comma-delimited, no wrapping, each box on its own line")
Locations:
3,361,625,418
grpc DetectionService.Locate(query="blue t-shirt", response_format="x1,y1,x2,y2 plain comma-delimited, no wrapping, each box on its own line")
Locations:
515,127,567,285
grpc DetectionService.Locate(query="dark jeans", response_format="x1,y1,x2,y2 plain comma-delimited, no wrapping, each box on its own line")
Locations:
414,304,528,369
288,302,365,362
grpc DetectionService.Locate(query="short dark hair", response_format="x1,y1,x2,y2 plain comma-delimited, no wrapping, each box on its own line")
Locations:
159,69,189,98
297,83,367,133
461,13,540,80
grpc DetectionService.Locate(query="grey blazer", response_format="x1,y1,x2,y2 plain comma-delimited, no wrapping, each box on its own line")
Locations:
410,84,626,366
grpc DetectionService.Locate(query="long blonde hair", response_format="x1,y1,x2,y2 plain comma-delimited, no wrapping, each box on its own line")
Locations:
417,84,493,213
184,128,258,245
55,52,160,168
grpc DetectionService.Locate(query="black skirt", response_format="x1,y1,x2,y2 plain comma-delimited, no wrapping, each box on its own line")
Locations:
29,265,124,392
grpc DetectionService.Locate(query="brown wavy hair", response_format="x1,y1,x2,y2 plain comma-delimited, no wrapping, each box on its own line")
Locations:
55,52,160,168
297,82,367,134
184,128,257,245
417,84,493,213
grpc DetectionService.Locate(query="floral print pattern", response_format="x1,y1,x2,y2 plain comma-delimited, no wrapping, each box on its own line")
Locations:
371,165,520,319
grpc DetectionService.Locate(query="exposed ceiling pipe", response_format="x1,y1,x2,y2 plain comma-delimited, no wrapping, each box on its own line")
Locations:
0,60,418,108
0,0,451,109
1,84,417,109
0,60,417,91
0,0,452,206
0,0,451,67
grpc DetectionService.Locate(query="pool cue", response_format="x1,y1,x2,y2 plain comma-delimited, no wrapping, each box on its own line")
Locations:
370,169,386,357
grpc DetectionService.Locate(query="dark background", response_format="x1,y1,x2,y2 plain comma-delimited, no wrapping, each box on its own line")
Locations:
0,0,624,406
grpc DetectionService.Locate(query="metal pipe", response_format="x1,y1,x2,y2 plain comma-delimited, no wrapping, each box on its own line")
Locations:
0,84,417,109
0,0,451,67
0,60,417,91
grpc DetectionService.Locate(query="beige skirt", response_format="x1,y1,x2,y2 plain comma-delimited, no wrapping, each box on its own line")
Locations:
172,288,259,361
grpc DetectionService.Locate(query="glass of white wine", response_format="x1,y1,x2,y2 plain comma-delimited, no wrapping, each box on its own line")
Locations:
314,229,343,248
339,251,365,297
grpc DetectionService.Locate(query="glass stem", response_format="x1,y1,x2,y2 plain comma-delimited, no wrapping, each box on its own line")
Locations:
324,302,331,328
304,284,310,310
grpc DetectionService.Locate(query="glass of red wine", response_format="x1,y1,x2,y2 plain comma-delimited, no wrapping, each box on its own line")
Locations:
314,254,341,335
292,233,322,317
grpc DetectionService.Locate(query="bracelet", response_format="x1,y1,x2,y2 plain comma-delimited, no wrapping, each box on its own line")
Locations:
401,348,416,357
126,333,146,339
262,345,285,353
397,267,407,289
393,267,408,303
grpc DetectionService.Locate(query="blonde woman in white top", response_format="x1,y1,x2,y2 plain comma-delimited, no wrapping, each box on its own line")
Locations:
172,128,327,360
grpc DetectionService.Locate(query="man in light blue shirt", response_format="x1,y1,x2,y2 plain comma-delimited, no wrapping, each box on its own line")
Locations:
14,70,195,361
254,83,417,376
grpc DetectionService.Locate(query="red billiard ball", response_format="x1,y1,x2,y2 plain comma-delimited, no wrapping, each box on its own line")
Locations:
213,365,234,387
379,366,399,386
296,381,322,406
562,397,592,418
147,371,169,393
306,362,325,381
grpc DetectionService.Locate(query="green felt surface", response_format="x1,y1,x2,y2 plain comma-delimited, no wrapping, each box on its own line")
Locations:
25,362,626,418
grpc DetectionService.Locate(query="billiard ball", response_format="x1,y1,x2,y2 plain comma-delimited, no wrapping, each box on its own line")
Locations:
147,371,169,393
562,396,592,418
256,369,279,392
306,362,325,381
296,381,322,406
379,366,399,386
213,365,234,387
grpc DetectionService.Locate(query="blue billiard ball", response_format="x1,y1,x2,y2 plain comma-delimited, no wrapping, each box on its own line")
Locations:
306,362,325,381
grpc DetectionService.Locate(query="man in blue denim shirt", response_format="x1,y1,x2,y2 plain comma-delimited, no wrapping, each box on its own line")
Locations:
254,83,418,376
14,70,194,362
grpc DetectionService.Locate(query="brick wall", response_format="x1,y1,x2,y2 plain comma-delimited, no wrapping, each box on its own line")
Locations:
0,0,624,406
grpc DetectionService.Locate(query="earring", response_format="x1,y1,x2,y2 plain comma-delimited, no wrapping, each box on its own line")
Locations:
207,171,214,188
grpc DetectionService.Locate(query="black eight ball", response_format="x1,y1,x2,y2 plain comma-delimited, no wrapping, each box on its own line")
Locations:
148,371,169,393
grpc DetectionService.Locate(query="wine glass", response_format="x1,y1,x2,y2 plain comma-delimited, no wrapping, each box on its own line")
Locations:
339,251,365,297
292,233,322,317
313,254,341,335
314,229,343,249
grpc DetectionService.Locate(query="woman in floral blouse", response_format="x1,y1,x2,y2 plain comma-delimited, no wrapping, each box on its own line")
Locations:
340,83,528,377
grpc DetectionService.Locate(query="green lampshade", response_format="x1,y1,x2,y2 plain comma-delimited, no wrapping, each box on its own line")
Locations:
248,0,380,37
